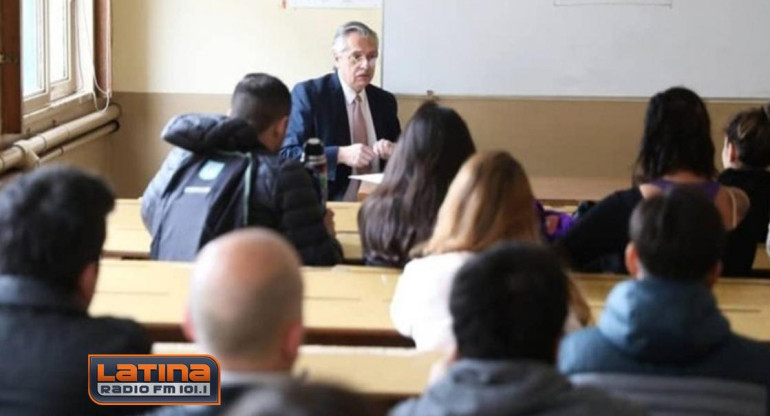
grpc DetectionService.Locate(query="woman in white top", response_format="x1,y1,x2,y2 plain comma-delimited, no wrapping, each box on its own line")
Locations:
391,151,591,351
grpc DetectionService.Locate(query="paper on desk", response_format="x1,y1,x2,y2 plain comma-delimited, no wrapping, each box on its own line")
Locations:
349,173,383,184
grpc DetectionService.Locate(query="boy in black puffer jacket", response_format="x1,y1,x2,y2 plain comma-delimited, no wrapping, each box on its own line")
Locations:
142,73,341,265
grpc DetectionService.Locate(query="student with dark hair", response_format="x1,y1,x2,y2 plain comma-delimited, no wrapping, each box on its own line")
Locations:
719,102,770,276
225,382,384,416
559,189,770,415
391,243,645,416
557,86,749,274
0,165,151,416
142,73,341,265
358,102,476,267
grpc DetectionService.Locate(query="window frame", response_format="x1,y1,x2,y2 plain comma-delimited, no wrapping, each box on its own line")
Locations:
1,0,110,136
22,0,80,115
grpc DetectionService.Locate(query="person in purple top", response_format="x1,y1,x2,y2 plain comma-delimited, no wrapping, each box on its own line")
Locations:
556,86,750,274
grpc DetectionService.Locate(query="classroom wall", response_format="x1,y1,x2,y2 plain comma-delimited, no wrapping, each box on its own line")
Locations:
110,0,382,196
109,0,764,197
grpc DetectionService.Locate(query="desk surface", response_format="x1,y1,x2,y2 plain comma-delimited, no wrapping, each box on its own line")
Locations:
529,176,628,204
91,260,404,345
360,177,628,204
92,259,770,344
153,344,437,398
104,200,364,262
573,273,770,342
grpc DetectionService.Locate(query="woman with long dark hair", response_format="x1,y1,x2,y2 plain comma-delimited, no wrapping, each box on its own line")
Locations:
557,87,749,274
358,102,476,267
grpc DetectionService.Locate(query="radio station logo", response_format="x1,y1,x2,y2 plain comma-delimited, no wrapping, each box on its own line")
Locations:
89,355,220,406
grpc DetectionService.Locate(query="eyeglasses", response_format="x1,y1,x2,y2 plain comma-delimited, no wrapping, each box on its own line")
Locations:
345,51,379,66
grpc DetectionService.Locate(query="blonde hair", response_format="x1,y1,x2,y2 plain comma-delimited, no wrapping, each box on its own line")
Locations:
423,151,541,254
422,151,592,326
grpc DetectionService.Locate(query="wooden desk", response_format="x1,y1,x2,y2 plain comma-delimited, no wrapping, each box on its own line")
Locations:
90,260,407,346
360,177,627,205
328,201,360,234
154,343,435,399
337,232,363,262
754,245,770,271
104,199,151,259
105,200,365,262
154,343,436,400
573,273,770,342
530,176,627,205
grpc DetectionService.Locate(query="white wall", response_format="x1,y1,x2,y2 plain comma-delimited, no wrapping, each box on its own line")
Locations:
383,0,770,98
112,0,382,93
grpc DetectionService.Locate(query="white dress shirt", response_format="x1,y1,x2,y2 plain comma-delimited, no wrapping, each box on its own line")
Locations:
337,72,380,173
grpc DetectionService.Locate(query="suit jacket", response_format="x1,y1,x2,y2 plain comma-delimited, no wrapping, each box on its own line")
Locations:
0,275,151,416
281,73,401,201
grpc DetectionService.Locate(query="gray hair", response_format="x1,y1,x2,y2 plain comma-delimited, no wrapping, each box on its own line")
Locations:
331,21,379,55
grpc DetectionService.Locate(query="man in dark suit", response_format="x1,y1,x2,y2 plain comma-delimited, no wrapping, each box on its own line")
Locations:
281,21,401,201
147,229,304,416
0,166,151,416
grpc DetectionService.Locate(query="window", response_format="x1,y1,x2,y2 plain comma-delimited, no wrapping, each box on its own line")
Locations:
21,0,90,115
1,0,109,135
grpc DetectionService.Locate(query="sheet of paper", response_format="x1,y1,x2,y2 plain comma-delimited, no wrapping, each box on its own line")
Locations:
349,173,383,184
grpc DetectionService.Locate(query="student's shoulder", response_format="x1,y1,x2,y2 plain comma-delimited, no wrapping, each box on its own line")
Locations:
366,83,398,104
402,252,473,278
716,333,770,384
83,316,152,353
294,73,337,94
603,187,643,206
558,327,620,374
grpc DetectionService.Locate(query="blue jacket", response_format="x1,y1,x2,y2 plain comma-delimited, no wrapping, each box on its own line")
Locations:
559,277,770,414
281,73,401,201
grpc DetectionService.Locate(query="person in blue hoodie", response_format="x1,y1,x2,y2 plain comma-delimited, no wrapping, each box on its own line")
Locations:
391,243,646,416
559,188,770,415
141,73,341,265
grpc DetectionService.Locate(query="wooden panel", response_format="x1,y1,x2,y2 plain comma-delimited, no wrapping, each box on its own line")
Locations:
0,0,22,133
154,343,438,399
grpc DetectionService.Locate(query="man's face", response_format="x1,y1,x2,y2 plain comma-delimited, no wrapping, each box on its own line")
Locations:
335,33,378,93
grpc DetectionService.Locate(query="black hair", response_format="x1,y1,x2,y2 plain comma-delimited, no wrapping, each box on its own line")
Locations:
724,102,770,169
450,242,568,363
358,101,476,266
0,165,115,291
231,73,291,135
633,87,716,184
629,187,725,282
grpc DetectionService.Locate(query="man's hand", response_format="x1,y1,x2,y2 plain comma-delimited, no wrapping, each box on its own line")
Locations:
373,139,396,160
338,144,376,169
324,208,336,237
